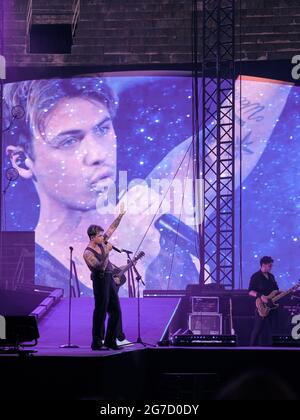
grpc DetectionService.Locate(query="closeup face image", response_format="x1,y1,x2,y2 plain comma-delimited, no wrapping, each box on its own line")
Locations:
5,79,118,211
36,96,117,210
1,0,300,404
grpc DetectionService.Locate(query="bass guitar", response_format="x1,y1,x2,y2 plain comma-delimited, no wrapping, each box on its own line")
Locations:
256,279,300,318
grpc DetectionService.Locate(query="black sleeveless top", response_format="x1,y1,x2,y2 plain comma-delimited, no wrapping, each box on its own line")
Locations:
84,245,113,274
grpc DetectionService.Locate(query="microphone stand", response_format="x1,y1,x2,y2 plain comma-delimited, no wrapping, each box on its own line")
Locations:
60,246,79,349
123,249,135,298
122,249,155,347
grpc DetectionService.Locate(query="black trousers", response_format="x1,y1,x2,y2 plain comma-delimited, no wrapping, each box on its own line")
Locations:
92,271,123,345
250,309,279,347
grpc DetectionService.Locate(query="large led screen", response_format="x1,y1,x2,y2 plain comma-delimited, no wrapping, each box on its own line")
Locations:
2,73,297,296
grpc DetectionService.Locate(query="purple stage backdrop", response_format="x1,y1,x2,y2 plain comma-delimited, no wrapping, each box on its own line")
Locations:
1,73,298,296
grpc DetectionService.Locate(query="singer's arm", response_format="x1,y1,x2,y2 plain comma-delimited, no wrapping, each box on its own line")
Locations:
83,250,104,270
105,203,126,239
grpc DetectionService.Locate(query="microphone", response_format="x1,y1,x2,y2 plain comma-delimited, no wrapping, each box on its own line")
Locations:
122,248,133,255
154,213,199,257
104,240,122,254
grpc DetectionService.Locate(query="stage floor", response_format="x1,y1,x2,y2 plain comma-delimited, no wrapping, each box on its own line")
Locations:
16,344,300,358
23,297,300,357
35,296,179,353
1,345,300,400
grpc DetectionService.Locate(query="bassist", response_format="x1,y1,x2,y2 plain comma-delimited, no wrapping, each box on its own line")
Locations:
248,256,279,346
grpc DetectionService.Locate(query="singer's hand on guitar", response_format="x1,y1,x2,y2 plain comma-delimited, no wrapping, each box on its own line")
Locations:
261,295,269,304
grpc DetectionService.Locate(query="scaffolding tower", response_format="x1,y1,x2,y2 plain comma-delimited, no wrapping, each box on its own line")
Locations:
200,0,236,289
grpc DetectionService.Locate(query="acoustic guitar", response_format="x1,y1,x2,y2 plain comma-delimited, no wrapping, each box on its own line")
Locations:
112,251,145,287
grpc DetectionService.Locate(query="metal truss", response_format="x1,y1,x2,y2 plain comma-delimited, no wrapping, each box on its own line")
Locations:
0,0,4,232
200,0,235,289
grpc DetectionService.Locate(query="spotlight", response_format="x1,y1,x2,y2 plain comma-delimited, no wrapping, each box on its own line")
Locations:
5,167,19,182
11,105,25,120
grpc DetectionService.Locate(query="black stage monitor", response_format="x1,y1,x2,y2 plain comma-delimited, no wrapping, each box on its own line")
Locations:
0,316,40,347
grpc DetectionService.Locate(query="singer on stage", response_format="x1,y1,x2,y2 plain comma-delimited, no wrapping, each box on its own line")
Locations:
83,204,126,351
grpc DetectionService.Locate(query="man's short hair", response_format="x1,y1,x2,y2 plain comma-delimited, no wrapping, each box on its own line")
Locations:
3,77,118,160
87,224,104,240
260,256,274,266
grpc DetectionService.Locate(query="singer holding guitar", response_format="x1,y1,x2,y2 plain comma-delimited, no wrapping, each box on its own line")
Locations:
248,256,280,346
83,204,126,351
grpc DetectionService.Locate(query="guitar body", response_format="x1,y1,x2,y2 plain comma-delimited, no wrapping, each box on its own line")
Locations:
256,290,279,318
111,252,145,287
255,279,300,318
112,266,127,287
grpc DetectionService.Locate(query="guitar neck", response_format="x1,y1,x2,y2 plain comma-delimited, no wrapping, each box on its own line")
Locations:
273,286,298,303
114,252,144,277
118,260,136,277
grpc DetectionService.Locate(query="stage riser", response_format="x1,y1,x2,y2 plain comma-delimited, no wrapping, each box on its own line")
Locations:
165,293,300,346
1,348,300,400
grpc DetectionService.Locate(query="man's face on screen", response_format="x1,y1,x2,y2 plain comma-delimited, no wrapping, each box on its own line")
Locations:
33,96,117,210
